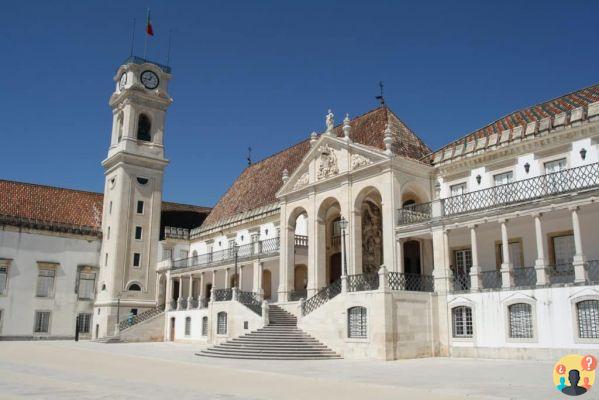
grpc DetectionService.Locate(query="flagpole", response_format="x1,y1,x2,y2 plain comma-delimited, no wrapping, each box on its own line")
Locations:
143,9,149,59
129,18,136,57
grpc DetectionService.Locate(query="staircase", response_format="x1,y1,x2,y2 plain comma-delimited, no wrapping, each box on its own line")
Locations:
198,305,341,360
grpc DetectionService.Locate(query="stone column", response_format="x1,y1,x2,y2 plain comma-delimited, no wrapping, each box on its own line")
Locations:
177,276,184,310
500,219,513,288
238,265,244,291
432,227,450,356
469,225,480,290
350,209,362,275
253,260,264,300
533,213,548,285
571,206,587,283
165,271,173,311
187,275,194,310
396,238,404,273
224,268,230,289
278,224,294,302
210,270,216,302
198,272,205,308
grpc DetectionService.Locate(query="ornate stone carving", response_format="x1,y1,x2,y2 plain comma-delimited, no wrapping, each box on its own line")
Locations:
325,109,334,135
317,144,338,180
293,171,309,190
362,201,383,274
351,153,371,170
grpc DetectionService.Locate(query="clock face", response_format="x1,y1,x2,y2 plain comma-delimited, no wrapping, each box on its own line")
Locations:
140,70,159,89
119,73,127,90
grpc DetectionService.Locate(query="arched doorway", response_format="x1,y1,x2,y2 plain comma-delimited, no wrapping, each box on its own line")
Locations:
205,283,212,300
317,197,342,287
262,269,272,300
404,240,421,275
329,253,342,283
358,188,383,274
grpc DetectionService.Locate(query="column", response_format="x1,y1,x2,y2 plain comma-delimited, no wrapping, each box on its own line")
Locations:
177,276,184,310
571,206,587,283
350,209,362,275
396,238,404,273
198,272,205,308
165,271,174,311
500,219,513,288
533,213,548,285
469,225,480,290
253,260,264,300
187,275,194,310
239,265,244,291
431,227,450,356
210,270,217,302
278,223,294,302
224,268,230,289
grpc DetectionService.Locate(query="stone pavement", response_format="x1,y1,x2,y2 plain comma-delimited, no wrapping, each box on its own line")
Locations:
0,341,558,399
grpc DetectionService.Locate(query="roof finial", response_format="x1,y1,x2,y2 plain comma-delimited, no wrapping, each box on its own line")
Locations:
282,168,289,183
310,131,318,146
247,147,252,166
383,123,393,156
343,113,351,142
325,109,334,135
375,81,385,107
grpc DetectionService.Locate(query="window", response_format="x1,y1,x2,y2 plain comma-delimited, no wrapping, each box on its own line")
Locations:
508,303,533,339
452,306,473,338
137,114,152,141
545,158,567,193
202,316,208,336
217,312,227,335
135,226,143,240
78,271,96,300
577,300,599,339
552,234,575,265
0,266,7,295
450,183,467,213
77,313,92,334
36,269,55,297
104,253,108,267
133,253,141,267
128,283,142,291
185,317,192,336
450,183,467,196
496,240,523,268
136,177,149,185
493,171,513,186
163,248,172,261
107,226,110,240
34,311,51,333
494,172,514,203
136,201,144,214
347,306,367,338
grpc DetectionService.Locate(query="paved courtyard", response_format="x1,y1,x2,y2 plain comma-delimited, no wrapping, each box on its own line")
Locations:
0,341,557,399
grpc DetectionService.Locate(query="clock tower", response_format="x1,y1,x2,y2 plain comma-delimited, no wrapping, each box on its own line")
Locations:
93,57,173,339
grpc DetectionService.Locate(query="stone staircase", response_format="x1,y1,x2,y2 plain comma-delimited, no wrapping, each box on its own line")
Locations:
198,305,341,360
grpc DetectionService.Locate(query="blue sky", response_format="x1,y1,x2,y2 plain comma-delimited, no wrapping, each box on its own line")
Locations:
1,1,598,207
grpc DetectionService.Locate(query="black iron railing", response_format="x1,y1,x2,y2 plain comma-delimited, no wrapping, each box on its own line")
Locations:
586,260,599,283
347,273,380,292
288,289,307,301
547,263,575,285
397,202,433,225
237,290,262,316
480,270,502,289
450,272,471,292
388,272,434,292
198,298,209,309
172,237,280,271
168,300,177,311
513,267,537,287
443,162,599,216
119,305,165,331
302,279,342,316
213,288,233,302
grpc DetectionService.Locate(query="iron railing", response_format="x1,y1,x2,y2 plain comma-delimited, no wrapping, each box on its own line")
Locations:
198,297,209,309
237,290,262,316
480,270,502,289
213,288,233,302
586,260,599,283
450,272,471,292
168,300,177,311
443,162,599,216
119,305,165,331
172,237,280,271
177,298,188,309
288,289,307,301
294,235,308,247
347,273,380,292
547,263,575,285
302,279,342,316
397,202,433,225
513,267,537,287
164,226,190,240
388,272,434,292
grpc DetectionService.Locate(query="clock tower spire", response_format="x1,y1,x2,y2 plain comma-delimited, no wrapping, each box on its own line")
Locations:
94,57,173,339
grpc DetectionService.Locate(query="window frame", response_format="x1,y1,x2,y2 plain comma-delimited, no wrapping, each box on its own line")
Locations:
134,226,143,240
451,306,474,339
0,265,8,295
77,271,96,300
347,306,368,339
136,200,145,215
184,316,192,337
504,299,537,343
36,267,56,298
217,312,227,335
34,310,51,334
133,253,141,268
572,295,599,344
77,313,92,334
494,238,524,269
201,316,208,337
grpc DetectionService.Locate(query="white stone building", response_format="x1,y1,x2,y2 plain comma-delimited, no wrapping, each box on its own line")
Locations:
2,56,599,361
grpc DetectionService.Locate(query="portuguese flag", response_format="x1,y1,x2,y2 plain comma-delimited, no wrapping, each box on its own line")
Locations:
146,9,154,36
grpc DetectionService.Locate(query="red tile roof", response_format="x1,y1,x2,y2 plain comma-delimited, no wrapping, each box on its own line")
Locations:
203,107,430,226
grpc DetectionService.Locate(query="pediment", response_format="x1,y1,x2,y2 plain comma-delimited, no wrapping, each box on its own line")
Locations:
277,135,386,197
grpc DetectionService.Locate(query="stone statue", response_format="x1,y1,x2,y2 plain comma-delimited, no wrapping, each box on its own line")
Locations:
326,109,334,134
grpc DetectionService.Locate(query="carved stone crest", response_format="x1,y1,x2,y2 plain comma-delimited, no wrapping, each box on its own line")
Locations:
317,144,338,180
293,171,309,190
351,153,371,170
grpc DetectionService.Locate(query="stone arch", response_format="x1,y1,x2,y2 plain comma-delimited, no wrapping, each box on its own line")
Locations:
400,181,431,206
353,187,383,274
317,197,343,285
126,281,143,291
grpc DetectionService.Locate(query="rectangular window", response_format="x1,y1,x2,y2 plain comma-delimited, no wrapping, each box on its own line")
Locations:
452,307,473,338
493,171,513,186
185,317,192,336
135,226,143,240
496,241,523,268
0,266,7,294
577,300,599,339
545,158,568,194
553,234,575,265
77,313,92,334
136,201,144,214
104,253,108,267
348,307,367,338
508,303,533,339
202,316,208,336
36,269,55,297
34,311,51,333
133,253,141,267
545,158,567,174
78,272,96,300
450,183,467,196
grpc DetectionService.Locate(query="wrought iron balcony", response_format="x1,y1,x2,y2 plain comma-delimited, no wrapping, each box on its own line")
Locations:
172,237,280,271
213,288,233,302
347,273,380,292
396,162,599,225
388,272,434,292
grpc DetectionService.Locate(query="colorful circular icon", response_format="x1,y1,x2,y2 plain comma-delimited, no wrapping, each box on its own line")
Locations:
553,354,596,396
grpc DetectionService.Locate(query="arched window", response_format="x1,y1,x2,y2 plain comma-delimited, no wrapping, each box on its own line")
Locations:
577,300,599,339
347,306,367,338
127,283,142,291
508,303,533,338
184,316,192,336
202,316,208,336
137,114,152,142
217,312,227,335
452,306,473,338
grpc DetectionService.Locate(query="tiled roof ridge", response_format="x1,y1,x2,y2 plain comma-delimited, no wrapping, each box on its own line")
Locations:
425,82,599,160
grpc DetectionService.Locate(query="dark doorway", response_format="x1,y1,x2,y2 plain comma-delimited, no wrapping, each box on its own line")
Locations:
329,252,342,283
206,283,212,300
404,240,421,275
169,317,175,341
173,280,180,301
